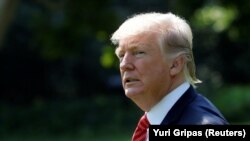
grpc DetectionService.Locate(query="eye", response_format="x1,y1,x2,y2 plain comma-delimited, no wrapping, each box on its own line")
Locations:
117,53,124,62
138,51,145,54
134,51,145,57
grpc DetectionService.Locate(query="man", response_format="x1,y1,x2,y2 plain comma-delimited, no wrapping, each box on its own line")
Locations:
110,12,229,141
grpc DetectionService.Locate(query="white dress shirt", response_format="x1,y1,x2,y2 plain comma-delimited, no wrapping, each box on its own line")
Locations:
145,82,190,141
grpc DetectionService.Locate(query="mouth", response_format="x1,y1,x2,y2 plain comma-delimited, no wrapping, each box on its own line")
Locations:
124,78,139,84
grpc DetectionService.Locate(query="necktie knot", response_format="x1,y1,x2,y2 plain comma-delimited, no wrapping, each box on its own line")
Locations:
132,114,150,141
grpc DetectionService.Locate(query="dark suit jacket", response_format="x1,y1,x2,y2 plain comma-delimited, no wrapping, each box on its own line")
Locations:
161,86,229,125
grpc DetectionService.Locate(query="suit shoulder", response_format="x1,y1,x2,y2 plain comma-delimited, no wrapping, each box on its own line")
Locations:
179,93,229,125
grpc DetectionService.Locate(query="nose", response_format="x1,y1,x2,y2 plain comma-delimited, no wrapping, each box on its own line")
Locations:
120,53,134,71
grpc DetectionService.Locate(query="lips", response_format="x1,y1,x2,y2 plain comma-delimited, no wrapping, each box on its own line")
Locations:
124,77,139,84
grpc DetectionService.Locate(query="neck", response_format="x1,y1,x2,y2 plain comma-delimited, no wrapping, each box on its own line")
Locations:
139,74,186,112
168,74,186,93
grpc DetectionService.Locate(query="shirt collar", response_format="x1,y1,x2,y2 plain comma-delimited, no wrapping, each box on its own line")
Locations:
146,82,190,125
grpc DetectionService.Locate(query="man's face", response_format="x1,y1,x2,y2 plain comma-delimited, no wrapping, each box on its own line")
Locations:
115,32,173,108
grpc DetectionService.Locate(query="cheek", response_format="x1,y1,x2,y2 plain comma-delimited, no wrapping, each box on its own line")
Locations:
150,64,170,82
137,59,169,81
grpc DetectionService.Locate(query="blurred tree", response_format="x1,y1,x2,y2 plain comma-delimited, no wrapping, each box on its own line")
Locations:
0,0,249,137
0,0,249,121
0,0,19,47
0,0,119,104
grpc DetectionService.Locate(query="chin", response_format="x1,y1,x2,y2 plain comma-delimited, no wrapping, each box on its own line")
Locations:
125,89,143,99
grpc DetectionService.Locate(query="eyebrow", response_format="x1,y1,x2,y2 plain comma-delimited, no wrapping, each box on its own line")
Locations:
116,43,149,50
115,42,148,54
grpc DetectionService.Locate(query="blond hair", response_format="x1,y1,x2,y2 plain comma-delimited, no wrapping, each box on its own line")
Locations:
111,12,202,87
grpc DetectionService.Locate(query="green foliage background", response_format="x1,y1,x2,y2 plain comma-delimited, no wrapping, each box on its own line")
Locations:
0,0,249,140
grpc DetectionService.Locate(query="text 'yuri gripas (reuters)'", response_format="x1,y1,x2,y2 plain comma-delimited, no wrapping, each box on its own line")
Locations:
149,125,249,140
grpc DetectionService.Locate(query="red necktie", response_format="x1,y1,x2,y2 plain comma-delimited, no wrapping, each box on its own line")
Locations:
132,114,150,141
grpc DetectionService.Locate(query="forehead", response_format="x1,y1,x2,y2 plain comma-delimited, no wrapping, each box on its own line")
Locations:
116,32,159,52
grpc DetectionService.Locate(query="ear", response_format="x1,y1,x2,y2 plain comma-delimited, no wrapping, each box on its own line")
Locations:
169,55,185,76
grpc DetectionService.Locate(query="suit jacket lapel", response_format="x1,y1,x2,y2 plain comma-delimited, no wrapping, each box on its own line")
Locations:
161,86,197,125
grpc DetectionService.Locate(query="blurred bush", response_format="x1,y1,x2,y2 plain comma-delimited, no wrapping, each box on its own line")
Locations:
0,94,142,137
212,85,250,124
